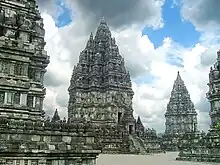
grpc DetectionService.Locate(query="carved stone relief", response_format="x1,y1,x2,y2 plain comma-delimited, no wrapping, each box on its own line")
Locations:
15,63,23,76
27,95,34,108
0,61,10,74
4,8,17,26
14,92,20,105
0,91,4,104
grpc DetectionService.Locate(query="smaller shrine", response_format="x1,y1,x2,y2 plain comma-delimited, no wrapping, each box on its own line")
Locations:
162,71,198,151
176,50,220,163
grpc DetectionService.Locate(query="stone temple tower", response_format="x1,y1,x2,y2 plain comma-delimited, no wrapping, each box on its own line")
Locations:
0,1,100,164
68,18,136,133
0,0,49,121
176,50,220,163
165,71,198,135
207,50,220,127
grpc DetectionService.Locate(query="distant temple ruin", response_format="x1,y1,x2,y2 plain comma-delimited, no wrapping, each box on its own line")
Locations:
162,72,198,151
176,50,220,162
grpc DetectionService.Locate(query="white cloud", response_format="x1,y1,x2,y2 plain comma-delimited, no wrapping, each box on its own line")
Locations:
182,44,207,71
180,0,220,32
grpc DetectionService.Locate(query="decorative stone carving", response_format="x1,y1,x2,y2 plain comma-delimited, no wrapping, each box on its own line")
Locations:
177,50,220,163
66,18,162,154
14,92,20,105
0,2,101,164
0,91,4,104
4,29,16,39
163,71,198,151
4,8,17,26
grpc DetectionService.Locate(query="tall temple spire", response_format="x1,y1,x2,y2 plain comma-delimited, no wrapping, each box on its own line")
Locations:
52,109,61,122
136,116,145,137
66,18,162,154
100,16,107,25
86,32,94,48
94,17,111,42
177,71,180,78
165,71,197,135
174,71,184,88
137,116,142,125
68,19,135,130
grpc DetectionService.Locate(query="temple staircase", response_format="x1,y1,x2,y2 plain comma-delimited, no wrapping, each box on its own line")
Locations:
129,135,148,155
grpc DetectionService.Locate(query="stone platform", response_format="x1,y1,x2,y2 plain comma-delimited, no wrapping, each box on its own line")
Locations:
0,118,101,165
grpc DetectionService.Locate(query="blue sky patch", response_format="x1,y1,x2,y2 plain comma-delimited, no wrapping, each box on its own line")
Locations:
142,0,201,48
54,0,72,28
166,54,184,67
133,74,156,85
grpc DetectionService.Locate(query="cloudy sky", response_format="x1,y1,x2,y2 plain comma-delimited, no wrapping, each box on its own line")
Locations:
36,0,220,133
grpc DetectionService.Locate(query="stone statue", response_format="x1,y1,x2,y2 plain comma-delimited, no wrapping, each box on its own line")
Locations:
5,9,17,26
14,93,20,104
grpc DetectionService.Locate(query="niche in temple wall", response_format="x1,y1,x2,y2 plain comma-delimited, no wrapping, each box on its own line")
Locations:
0,91,4,104
28,68,43,82
14,92,20,104
4,8,17,26
5,92,20,105
14,62,24,76
27,95,34,108
19,31,29,42
35,97,43,110
35,70,41,82
213,100,220,109
0,60,10,74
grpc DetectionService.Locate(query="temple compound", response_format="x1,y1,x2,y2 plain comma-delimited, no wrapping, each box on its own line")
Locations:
67,18,162,154
0,0,100,164
161,72,198,151
176,50,220,162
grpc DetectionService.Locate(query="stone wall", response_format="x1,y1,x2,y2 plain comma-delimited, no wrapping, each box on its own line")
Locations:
0,118,101,165
176,130,220,162
160,134,179,151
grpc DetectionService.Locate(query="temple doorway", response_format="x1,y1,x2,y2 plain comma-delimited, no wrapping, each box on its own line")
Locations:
118,112,122,123
129,125,133,134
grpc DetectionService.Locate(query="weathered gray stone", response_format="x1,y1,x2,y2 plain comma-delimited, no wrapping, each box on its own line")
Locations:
176,50,220,163
0,0,100,164
162,72,198,151
67,18,162,154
